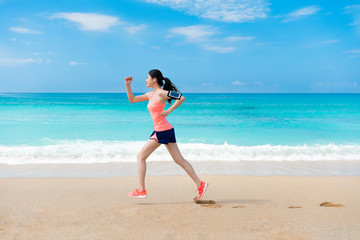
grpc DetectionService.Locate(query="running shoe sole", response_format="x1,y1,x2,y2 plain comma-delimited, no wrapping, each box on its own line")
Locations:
128,195,147,199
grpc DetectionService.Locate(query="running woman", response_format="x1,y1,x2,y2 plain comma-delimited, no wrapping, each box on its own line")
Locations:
125,69,209,199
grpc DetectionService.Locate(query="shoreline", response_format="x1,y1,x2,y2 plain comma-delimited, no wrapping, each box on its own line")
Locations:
1,160,360,178
0,176,359,239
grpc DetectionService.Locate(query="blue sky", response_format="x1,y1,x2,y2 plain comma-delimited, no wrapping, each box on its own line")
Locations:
1,0,360,93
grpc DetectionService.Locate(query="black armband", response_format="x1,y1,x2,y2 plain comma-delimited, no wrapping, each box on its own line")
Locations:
167,91,182,100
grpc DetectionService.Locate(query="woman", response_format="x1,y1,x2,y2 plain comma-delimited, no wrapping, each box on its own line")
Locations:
125,69,208,199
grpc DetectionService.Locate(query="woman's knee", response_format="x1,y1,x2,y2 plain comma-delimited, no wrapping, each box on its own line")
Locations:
137,153,147,162
173,157,185,165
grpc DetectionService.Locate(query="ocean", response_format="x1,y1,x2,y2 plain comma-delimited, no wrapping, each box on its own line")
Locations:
0,93,360,172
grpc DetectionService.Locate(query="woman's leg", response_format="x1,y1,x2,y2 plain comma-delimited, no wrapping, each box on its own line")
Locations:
165,142,202,188
137,139,161,191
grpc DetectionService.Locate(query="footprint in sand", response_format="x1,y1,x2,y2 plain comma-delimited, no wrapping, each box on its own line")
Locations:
232,206,245,208
193,197,223,208
288,206,303,209
320,202,344,207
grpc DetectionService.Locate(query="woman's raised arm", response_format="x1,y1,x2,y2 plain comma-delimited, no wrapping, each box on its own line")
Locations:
125,76,149,103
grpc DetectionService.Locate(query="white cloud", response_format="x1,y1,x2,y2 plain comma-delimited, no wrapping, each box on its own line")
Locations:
124,24,146,34
232,81,245,86
224,36,255,42
145,0,269,23
320,39,339,44
289,6,321,17
169,25,217,43
201,82,214,87
51,13,121,31
344,49,360,54
169,25,237,53
283,5,321,22
343,49,360,58
349,21,359,26
305,39,340,48
0,58,42,67
255,41,282,45
204,45,235,53
8,38,30,45
345,5,360,34
69,61,86,66
151,46,160,50
311,81,359,92
254,81,264,86
9,27,42,34
345,4,360,12
176,57,189,61
32,52,57,56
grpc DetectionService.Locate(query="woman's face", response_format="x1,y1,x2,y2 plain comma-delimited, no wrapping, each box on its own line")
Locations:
145,74,155,88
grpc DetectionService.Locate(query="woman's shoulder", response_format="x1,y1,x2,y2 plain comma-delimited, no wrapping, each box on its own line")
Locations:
158,89,170,99
145,91,153,99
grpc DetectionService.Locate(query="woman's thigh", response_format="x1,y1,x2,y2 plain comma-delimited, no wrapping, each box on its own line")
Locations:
137,139,161,160
165,142,184,162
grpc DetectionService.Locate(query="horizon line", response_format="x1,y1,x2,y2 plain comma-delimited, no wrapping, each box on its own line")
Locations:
0,92,360,94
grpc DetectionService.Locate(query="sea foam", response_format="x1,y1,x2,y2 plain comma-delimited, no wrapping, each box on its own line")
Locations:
1,140,360,165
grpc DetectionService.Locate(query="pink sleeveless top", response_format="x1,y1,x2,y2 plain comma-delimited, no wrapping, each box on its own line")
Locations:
147,92,173,131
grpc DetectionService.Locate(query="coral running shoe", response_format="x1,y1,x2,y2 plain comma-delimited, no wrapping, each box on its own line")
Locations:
197,181,209,200
128,189,147,199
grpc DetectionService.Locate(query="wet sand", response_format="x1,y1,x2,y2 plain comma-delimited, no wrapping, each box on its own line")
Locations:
2,160,360,178
0,176,360,240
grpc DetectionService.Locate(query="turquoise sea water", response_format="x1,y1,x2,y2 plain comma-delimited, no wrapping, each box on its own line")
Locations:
0,93,360,165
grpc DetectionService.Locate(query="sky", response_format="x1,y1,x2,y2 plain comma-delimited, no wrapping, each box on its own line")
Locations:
0,0,360,93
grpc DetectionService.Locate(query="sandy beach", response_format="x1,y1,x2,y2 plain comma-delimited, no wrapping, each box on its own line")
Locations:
1,175,359,240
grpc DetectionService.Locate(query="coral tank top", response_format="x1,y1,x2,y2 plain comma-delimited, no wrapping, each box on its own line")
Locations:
147,92,173,131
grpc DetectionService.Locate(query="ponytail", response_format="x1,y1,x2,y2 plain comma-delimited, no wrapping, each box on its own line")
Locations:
163,78,172,91
148,69,181,104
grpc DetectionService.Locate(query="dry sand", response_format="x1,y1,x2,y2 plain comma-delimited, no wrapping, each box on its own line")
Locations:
0,176,360,240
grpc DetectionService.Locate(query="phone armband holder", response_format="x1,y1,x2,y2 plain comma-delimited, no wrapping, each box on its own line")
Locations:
167,91,182,100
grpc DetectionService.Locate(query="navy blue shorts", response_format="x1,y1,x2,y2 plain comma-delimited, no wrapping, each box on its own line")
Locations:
149,128,176,144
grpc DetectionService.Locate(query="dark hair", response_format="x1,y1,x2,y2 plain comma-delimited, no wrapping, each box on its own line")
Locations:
148,69,180,104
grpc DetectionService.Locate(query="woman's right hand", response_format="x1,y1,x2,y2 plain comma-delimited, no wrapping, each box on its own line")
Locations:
125,76,132,85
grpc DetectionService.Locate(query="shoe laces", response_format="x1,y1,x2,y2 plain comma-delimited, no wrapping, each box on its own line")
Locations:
130,189,140,195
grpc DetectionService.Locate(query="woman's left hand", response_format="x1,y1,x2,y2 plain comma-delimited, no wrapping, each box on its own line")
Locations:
160,110,170,117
